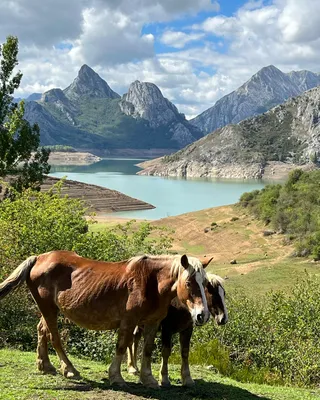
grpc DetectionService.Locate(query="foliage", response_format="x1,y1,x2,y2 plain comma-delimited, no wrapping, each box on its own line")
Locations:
239,169,320,258
42,145,76,152
191,275,320,387
0,36,50,193
0,182,172,353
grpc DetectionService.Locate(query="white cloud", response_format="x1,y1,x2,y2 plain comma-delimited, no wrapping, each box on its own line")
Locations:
3,0,320,120
160,30,205,49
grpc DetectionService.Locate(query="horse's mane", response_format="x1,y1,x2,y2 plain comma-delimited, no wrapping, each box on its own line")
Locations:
127,254,207,282
206,272,224,287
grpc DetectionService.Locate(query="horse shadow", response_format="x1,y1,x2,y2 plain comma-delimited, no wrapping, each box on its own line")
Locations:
47,377,271,400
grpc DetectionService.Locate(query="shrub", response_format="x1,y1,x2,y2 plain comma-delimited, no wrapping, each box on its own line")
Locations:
239,170,320,256
191,275,320,387
0,182,173,357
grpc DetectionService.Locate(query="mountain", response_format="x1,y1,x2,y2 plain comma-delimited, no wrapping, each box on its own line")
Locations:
137,86,320,180
24,101,110,148
64,64,120,101
190,65,320,135
120,80,202,147
26,93,42,101
23,65,200,152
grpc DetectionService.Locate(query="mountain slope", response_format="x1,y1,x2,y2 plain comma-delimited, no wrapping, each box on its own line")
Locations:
190,65,320,134
138,86,320,179
24,65,200,151
24,101,110,148
120,80,202,147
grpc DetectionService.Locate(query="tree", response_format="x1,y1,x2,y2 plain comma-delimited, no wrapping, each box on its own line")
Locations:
0,35,50,194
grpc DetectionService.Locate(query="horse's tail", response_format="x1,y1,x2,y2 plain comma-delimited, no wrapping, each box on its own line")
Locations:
0,256,38,300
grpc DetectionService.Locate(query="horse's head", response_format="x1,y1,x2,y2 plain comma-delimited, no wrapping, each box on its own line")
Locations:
206,273,228,325
175,255,212,326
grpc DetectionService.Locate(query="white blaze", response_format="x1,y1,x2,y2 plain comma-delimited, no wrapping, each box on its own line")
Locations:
190,272,209,324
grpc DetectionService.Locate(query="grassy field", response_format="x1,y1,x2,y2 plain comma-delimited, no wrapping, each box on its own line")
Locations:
90,205,320,296
1,349,319,400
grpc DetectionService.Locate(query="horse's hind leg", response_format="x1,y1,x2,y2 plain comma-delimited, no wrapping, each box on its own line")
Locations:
36,302,80,379
159,326,173,387
37,316,56,374
140,323,160,389
180,326,195,387
127,326,142,375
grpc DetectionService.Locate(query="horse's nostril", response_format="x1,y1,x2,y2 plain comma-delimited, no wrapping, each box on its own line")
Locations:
197,313,204,324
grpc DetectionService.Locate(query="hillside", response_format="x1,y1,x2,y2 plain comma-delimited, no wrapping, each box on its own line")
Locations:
138,86,320,179
92,204,320,296
190,65,320,134
24,65,202,153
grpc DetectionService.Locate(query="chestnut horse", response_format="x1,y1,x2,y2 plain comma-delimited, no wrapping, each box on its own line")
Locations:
127,273,228,387
0,250,210,388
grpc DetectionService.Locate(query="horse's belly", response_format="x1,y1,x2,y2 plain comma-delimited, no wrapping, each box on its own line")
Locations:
56,289,127,331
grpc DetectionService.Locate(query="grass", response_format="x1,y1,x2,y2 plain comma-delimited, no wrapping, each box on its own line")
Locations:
91,204,320,297
0,348,319,400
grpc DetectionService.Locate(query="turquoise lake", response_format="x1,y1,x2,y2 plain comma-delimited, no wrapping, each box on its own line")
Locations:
50,158,266,220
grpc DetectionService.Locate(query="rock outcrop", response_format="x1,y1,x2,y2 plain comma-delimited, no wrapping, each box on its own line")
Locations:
138,86,320,180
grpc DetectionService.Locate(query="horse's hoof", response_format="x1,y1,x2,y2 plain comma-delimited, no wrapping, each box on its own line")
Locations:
37,361,57,375
160,380,172,388
109,375,128,388
128,366,139,376
62,368,81,379
141,377,160,389
182,378,195,387
111,381,128,389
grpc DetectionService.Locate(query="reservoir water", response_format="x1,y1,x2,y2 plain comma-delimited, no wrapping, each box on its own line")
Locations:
50,158,266,220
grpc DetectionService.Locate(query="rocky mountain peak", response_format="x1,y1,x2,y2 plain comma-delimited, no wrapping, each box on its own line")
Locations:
119,80,179,127
63,64,120,101
119,80,202,147
190,65,320,135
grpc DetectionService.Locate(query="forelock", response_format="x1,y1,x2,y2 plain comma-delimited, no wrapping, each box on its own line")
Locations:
206,273,224,288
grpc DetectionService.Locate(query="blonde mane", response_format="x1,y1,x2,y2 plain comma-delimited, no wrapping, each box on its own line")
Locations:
206,272,224,287
127,254,207,283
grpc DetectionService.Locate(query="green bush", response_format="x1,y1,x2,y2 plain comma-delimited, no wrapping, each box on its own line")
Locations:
191,275,320,387
0,182,173,358
239,169,320,256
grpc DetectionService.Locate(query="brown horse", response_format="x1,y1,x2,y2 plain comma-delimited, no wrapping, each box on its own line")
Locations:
127,273,228,387
0,250,210,388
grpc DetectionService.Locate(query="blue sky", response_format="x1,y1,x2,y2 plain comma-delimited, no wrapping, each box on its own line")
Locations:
1,0,320,118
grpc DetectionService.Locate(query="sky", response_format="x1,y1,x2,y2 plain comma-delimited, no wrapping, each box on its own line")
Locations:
1,0,320,119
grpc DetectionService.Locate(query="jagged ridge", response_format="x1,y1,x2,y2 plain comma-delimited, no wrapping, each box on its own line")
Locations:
138,86,320,179
190,65,320,134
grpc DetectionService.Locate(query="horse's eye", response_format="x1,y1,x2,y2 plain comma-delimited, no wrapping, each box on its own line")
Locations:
186,281,191,289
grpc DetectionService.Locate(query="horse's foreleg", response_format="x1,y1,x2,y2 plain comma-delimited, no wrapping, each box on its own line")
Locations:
127,326,142,375
140,323,160,389
159,327,173,387
180,326,195,387
37,316,56,374
109,326,134,387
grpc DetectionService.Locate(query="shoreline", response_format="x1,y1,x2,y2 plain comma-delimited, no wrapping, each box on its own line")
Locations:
41,176,155,214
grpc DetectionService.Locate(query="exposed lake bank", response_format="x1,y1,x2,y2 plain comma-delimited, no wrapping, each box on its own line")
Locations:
137,158,318,181
49,158,267,220
41,176,154,214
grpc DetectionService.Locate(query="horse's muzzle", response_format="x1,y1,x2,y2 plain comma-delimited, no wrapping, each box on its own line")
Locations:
195,310,210,326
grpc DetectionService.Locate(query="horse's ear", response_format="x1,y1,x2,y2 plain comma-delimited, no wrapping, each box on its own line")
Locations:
199,256,213,269
181,254,189,269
